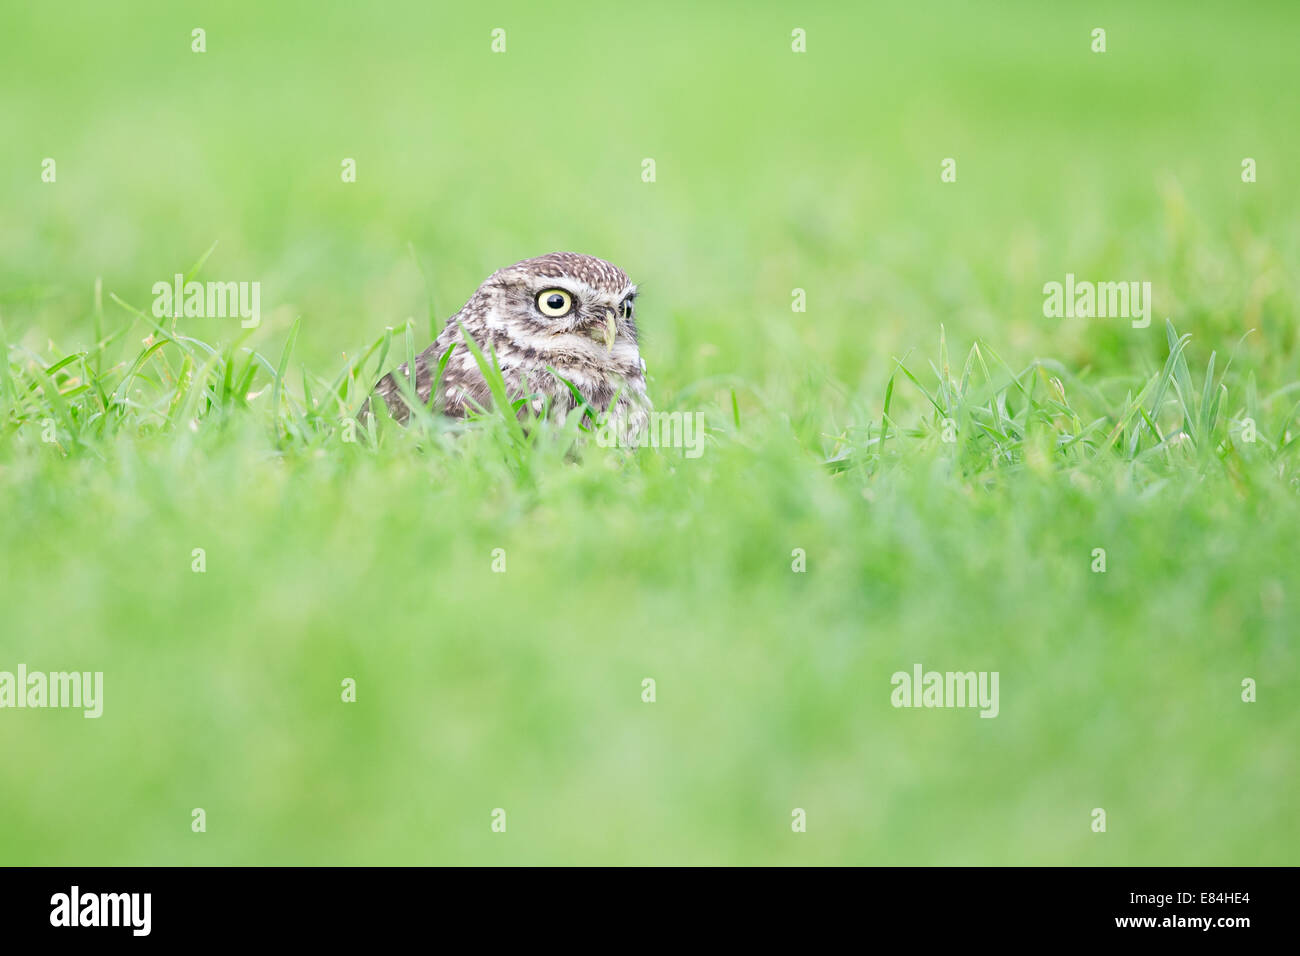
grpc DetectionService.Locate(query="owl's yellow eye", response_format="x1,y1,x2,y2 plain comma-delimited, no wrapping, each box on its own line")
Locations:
536,289,573,317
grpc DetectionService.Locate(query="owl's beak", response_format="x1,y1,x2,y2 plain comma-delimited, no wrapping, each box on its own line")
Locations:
602,310,618,350
570,309,620,349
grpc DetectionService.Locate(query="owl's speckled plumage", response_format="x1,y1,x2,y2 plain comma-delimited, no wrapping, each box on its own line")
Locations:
363,253,650,438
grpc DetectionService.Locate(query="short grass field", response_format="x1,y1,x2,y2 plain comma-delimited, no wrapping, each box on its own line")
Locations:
2,1,1297,865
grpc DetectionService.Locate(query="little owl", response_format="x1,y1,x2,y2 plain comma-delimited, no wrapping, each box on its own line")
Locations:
363,252,649,441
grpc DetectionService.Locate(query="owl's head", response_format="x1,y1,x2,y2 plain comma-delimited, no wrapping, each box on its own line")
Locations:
471,252,639,350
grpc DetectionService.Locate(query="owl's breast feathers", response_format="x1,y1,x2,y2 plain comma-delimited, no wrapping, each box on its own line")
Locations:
363,336,647,426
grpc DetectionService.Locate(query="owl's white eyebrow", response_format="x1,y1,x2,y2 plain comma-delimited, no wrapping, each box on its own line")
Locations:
534,276,631,303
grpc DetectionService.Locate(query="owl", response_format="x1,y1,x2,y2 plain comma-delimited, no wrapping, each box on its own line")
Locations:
363,252,650,441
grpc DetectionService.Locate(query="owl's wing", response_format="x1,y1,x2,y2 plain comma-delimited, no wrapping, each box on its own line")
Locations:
360,344,492,424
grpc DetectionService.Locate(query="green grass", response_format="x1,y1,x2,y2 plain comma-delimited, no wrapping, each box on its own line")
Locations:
1,0,1297,865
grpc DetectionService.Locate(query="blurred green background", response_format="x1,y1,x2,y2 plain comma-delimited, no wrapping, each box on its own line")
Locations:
1,0,1296,864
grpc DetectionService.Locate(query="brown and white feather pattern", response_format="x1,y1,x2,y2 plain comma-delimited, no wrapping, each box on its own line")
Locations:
363,253,650,440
